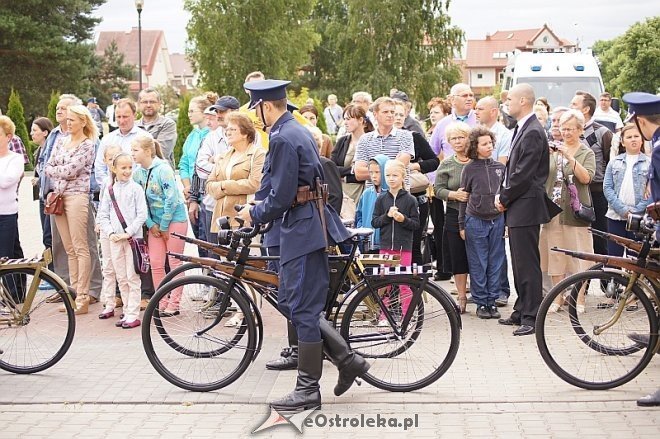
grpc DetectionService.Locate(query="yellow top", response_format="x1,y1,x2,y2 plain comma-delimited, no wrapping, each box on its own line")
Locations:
238,103,311,150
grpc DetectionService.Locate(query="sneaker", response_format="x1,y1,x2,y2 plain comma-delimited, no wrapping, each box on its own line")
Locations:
476,305,491,319
495,297,508,307
489,305,501,319
466,294,474,304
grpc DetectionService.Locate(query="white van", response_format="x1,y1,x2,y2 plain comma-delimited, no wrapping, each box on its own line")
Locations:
503,51,604,108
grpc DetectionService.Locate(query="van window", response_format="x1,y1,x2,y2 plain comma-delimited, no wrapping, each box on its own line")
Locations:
516,77,602,108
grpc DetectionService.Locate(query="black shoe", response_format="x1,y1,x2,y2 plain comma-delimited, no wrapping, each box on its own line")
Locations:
319,317,370,396
466,294,474,304
433,272,452,281
269,341,323,413
476,305,491,319
498,317,520,326
266,347,299,370
513,325,535,336
495,297,508,307
489,305,501,319
637,389,660,407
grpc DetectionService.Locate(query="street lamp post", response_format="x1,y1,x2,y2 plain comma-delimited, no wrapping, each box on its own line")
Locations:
135,0,144,91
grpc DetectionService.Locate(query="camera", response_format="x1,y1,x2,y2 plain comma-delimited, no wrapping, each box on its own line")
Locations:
626,213,655,235
216,216,233,245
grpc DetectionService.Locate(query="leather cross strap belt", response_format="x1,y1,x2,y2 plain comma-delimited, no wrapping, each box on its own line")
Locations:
290,179,330,251
291,184,328,208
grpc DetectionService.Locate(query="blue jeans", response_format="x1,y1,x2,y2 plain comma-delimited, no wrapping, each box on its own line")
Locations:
464,215,506,307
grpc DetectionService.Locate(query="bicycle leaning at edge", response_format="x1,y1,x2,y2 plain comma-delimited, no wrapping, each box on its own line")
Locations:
0,249,76,374
536,202,660,390
141,221,462,393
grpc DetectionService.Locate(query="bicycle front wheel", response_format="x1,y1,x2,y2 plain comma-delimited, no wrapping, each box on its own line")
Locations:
536,270,658,390
340,276,461,392
142,275,257,392
0,268,75,374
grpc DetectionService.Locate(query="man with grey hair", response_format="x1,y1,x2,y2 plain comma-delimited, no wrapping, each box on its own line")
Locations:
495,83,561,336
475,96,512,165
428,83,476,281
430,83,476,159
137,87,178,169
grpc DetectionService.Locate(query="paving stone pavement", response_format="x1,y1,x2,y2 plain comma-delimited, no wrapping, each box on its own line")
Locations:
1,175,658,438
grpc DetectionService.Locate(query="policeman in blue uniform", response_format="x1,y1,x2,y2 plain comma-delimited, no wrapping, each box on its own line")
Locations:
236,79,370,413
622,92,660,407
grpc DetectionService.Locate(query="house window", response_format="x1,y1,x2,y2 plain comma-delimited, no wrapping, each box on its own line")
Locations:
477,73,483,79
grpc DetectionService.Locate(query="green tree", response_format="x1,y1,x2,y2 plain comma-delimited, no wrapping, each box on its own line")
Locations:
288,87,328,133
153,85,180,115
47,91,60,126
593,17,660,98
87,41,134,109
6,89,31,168
0,1,105,117
174,94,192,165
305,0,463,114
185,0,320,100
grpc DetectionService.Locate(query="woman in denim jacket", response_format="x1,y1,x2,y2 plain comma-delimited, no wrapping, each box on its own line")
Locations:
603,124,651,257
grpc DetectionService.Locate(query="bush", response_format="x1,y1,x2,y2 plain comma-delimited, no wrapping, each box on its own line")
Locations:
47,91,60,126
287,87,328,134
6,89,32,170
174,94,192,166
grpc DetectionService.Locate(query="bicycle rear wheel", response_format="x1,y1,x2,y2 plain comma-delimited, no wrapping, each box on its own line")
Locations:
142,275,257,392
340,276,461,392
536,270,658,390
0,268,75,374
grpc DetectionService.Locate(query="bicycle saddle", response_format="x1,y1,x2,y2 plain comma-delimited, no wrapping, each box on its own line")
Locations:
346,227,374,238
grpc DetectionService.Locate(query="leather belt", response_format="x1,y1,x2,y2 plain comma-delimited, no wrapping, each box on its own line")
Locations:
291,184,328,208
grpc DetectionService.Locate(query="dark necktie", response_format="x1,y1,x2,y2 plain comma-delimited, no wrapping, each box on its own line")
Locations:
512,124,519,143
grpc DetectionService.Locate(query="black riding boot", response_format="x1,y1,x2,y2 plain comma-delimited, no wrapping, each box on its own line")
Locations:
638,388,660,407
628,333,660,355
269,341,323,413
266,321,299,370
319,317,370,396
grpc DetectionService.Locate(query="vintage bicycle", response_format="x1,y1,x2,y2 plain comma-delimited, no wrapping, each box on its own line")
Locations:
0,249,76,374
141,222,462,393
535,203,660,390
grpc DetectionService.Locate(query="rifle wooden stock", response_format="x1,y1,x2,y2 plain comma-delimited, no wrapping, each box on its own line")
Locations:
174,234,268,269
179,254,279,287
552,247,660,278
589,228,644,253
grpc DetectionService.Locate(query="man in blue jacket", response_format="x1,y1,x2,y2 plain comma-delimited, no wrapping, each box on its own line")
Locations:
237,80,369,414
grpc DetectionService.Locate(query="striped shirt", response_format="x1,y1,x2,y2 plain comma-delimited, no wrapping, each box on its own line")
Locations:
355,127,415,187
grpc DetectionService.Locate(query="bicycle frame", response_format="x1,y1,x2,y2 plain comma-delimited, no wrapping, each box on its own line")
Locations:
0,249,74,325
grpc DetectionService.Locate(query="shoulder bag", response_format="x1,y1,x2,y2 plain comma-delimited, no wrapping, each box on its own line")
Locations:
108,185,150,274
564,174,596,223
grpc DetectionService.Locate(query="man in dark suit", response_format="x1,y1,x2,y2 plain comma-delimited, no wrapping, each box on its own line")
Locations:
495,84,561,336
237,79,369,413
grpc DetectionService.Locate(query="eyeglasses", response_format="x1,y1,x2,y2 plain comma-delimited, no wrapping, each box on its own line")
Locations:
140,100,158,105
449,136,467,142
455,93,474,99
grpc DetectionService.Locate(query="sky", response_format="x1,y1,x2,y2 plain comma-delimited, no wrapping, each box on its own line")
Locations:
93,1,658,54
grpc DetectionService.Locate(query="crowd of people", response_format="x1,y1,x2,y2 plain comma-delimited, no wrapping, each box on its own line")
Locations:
0,74,647,333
